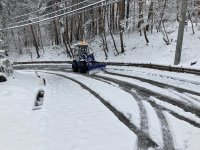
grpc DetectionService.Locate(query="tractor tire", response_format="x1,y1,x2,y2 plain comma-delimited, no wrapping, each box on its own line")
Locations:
0,76,7,82
72,60,78,72
79,61,88,73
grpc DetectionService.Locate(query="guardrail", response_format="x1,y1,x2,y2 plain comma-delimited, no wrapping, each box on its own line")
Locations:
104,62,200,75
13,61,200,75
13,61,71,65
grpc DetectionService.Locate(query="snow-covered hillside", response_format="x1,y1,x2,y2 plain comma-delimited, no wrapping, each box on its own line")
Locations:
10,24,200,68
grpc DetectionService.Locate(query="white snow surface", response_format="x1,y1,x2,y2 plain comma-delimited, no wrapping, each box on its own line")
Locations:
0,70,136,150
41,70,200,150
165,112,200,150
1,68,200,150
42,71,141,128
10,46,68,62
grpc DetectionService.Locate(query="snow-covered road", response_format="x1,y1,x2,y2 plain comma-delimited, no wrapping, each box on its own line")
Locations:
1,65,200,150
0,71,136,150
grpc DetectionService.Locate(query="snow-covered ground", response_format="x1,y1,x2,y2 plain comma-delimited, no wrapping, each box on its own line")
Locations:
10,23,200,68
46,70,200,150
2,66,200,149
0,70,136,150
10,45,68,62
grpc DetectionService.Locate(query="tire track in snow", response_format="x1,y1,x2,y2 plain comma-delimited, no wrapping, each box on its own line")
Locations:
106,68,200,87
95,74,200,118
44,72,158,149
128,92,149,150
183,93,200,103
136,94,175,150
95,74,200,149
94,74,200,149
48,71,151,150
92,77,149,131
18,66,199,150
133,94,175,150
147,99,200,128
104,71,200,97
19,68,200,129
58,70,200,129
167,89,199,107
104,71,200,107
93,75,175,150
154,107,175,150
91,77,149,150
94,75,200,128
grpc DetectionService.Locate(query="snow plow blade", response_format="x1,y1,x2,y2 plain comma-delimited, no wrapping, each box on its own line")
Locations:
88,63,106,75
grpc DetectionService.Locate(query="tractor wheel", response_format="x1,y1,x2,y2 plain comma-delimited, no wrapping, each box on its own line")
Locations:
79,61,88,73
72,60,78,72
0,76,7,82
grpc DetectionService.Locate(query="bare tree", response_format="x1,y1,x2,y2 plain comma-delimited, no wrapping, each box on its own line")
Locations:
119,0,125,54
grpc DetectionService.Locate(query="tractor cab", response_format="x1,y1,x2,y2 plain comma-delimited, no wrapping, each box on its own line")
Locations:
74,43,89,59
73,42,95,61
72,42,106,74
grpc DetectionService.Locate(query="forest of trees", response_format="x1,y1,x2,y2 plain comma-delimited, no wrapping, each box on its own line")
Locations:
0,0,200,58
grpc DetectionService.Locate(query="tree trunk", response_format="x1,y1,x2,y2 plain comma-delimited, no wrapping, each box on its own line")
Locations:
106,9,119,55
65,17,74,57
53,19,60,45
126,0,130,27
138,0,144,36
101,34,108,59
62,32,72,58
119,0,125,53
174,0,188,65
144,28,149,43
30,24,40,58
147,1,154,32
187,10,195,34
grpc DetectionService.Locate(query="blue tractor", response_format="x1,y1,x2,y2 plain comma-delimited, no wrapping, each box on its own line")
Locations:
72,42,106,74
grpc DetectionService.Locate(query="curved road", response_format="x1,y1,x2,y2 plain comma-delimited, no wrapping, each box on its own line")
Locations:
13,64,200,150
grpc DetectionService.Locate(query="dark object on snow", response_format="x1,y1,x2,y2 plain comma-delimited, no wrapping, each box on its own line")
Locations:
0,76,7,82
185,21,188,26
35,90,45,107
191,61,197,66
72,42,106,74
43,78,46,86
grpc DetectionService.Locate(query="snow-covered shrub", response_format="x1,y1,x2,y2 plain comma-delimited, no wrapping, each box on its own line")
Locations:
0,54,13,77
